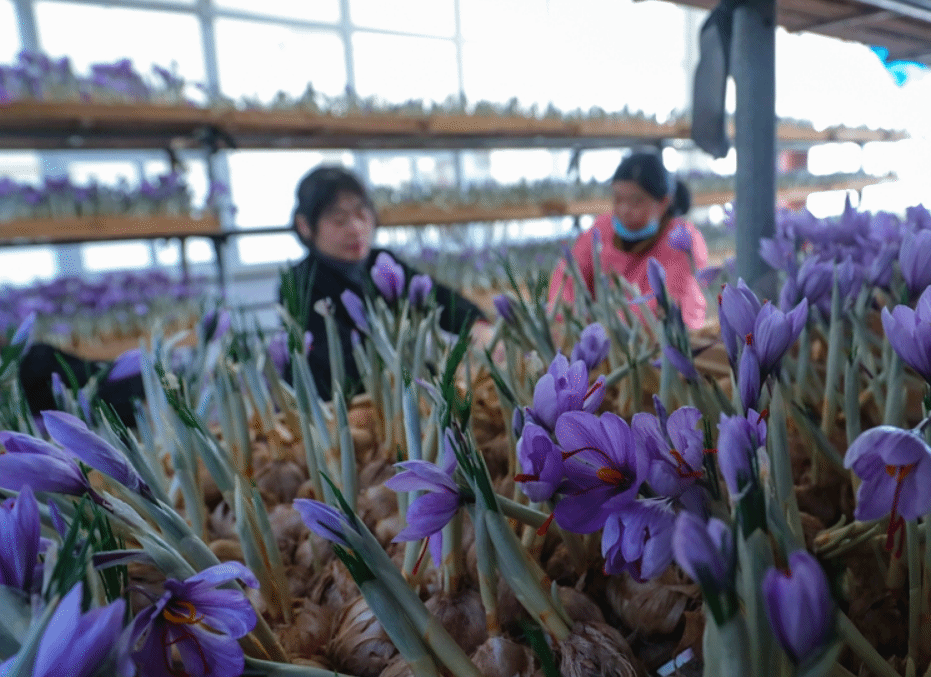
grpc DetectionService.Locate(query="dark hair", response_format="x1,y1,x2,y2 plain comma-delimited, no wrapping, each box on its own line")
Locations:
611,151,691,218
292,166,372,243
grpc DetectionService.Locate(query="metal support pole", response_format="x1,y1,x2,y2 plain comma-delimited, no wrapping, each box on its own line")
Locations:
732,0,777,296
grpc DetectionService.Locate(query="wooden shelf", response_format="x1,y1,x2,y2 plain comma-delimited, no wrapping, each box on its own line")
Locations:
0,100,907,151
0,214,222,245
375,176,890,227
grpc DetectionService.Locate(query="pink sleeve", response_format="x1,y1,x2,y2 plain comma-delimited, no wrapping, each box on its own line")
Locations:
669,223,708,330
548,230,594,309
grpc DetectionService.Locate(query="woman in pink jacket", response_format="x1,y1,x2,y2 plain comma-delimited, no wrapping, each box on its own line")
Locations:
548,151,708,330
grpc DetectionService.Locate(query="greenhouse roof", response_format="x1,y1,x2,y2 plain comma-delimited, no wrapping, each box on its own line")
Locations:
667,0,931,64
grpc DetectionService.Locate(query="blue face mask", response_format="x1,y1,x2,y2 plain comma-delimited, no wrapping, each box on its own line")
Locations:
612,216,661,242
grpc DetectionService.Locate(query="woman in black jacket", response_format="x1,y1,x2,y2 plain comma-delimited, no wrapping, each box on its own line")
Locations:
286,165,486,401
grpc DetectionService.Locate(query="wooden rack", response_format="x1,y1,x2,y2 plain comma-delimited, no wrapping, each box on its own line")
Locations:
0,100,907,150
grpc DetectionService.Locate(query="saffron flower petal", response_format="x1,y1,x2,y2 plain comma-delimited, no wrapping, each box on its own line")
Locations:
294,499,353,547
408,274,433,308
42,410,153,500
763,550,835,664
672,512,734,593
340,289,370,335
0,485,41,591
371,251,405,303
570,322,610,372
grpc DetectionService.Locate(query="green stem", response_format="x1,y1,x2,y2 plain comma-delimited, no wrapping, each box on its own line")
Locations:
497,495,550,529
907,520,920,669
836,611,903,677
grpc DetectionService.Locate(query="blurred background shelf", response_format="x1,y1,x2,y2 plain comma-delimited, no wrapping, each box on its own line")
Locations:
0,214,221,245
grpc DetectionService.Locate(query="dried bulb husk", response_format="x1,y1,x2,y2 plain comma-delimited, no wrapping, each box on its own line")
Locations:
378,657,415,677
308,557,361,609
208,538,245,563
276,601,334,659
605,568,698,636
256,459,306,505
374,514,405,547
558,586,605,624
327,595,398,677
799,511,825,552
558,621,645,677
268,504,309,565
470,635,535,677
424,589,488,655
359,457,394,489
358,484,399,533
294,532,336,572
545,543,580,585
285,563,314,599
479,434,512,480
208,500,237,541
351,426,378,460
295,478,318,500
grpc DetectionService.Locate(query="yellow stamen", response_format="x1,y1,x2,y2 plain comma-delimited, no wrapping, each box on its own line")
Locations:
596,467,625,485
162,600,201,625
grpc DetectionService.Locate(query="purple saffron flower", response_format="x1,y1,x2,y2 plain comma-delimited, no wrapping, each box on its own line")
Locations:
107,348,142,382
647,257,668,310
553,411,647,533
526,354,605,433
601,498,676,581
201,308,231,342
0,582,133,677
515,422,565,503
10,311,36,349
668,224,693,255
844,424,931,549
293,499,354,547
493,294,516,324
881,286,931,383
716,409,767,498
763,550,835,664
0,431,102,501
385,443,462,543
570,322,610,372
267,331,289,377
129,562,259,677
42,411,154,501
899,230,931,299
340,289,370,335
719,280,763,366
738,339,762,412
751,298,808,377
408,274,433,308
0,485,41,591
632,404,705,502
663,344,699,382
371,252,405,303
673,512,734,593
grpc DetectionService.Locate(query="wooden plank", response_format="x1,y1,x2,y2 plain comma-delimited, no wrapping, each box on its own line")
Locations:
0,214,222,244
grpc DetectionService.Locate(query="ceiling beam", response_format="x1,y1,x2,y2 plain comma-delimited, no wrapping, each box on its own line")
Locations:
795,8,896,31
848,0,931,25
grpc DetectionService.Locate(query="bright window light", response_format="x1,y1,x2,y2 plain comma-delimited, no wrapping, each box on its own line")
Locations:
214,0,338,22
0,247,56,285
66,161,137,185
807,143,863,175
154,238,215,266
353,32,457,104
368,156,413,188
0,152,41,183
225,150,352,229
82,242,152,271
35,2,205,89
805,189,858,218
1,0,20,62
350,0,455,37
488,150,563,184
215,20,345,101
236,233,304,265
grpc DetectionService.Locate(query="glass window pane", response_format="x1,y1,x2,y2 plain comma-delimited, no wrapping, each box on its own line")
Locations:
460,0,547,41
353,32,456,104
0,247,56,285
0,0,20,62
214,0,339,23
67,160,138,185
236,232,304,265
155,237,215,266
350,0,455,37
462,38,552,108
0,151,41,183
215,20,345,101
225,150,352,229
35,3,205,89
82,242,152,271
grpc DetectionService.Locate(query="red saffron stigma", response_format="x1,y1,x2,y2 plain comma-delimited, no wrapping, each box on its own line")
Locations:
757,409,769,424
745,333,753,346
883,463,917,559
514,473,538,483
537,512,556,536
670,448,703,479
